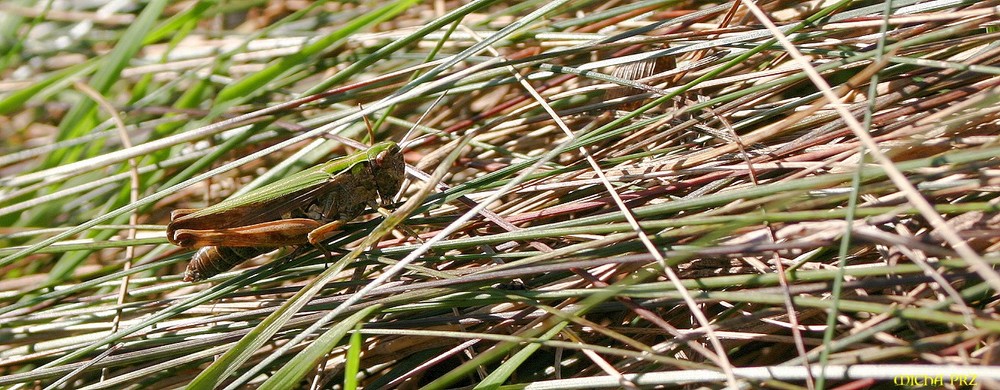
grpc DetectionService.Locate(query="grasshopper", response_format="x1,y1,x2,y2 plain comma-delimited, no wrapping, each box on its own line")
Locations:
166,141,404,282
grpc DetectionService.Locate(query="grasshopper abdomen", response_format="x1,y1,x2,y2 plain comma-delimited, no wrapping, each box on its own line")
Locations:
185,247,271,282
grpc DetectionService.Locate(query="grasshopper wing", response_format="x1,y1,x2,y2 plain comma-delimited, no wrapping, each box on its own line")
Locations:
167,153,367,239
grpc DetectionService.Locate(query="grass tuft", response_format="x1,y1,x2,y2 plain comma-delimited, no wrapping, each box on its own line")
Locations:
2,1,999,388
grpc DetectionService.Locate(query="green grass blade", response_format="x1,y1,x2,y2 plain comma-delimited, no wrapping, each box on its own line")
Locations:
216,0,418,103
257,305,381,390
43,0,169,166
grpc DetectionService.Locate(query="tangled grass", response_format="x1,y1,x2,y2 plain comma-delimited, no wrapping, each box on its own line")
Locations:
1,0,1000,388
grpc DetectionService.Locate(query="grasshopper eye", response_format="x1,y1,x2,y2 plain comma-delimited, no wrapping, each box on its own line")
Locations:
375,145,400,166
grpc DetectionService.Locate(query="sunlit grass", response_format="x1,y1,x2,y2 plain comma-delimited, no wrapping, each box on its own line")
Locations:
1,1,999,388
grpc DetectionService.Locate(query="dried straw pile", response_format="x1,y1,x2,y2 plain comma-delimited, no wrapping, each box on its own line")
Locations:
1,1,999,388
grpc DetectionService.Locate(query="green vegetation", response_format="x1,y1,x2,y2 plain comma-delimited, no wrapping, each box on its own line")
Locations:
1,0,999,388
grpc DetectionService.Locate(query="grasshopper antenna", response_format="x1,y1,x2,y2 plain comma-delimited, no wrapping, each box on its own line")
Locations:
359,103,376,146
399,91,449,152
399,134,435,152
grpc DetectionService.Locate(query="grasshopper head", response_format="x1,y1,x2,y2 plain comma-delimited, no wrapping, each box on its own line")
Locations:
371,143,404,205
